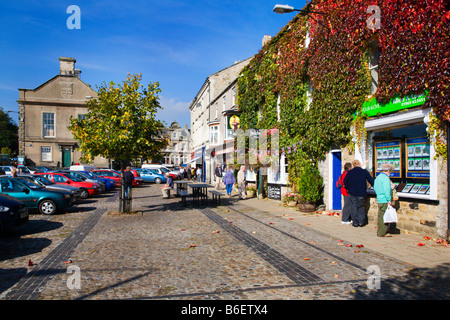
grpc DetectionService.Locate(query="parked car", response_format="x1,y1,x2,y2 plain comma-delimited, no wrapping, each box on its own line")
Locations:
0,166,14,175
129,169,144,186
69,164,97,172
35,166,52,173
92,169,121,186
78,171,116,191
37,172,100,199
18,174,83,201
52,170,106,193
144,166,178,180
0,177,74,215
134,168,166,184
17,166,42,174
0,194,29,234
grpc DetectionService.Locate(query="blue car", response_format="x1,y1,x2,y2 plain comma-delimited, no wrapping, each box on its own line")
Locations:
135,168,166,184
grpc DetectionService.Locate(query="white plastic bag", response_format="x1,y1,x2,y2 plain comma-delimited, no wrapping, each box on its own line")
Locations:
383,205,398,223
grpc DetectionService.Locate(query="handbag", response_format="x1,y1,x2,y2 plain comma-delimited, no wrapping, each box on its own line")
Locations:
383,205,398,223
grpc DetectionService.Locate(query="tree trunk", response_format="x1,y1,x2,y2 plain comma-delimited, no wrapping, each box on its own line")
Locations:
119,160,132,213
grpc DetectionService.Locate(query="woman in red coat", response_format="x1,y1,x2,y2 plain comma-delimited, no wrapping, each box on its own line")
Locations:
337,162,352,224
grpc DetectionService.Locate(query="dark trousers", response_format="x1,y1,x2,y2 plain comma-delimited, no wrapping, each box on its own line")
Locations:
348,195,366,226
342,195,351,222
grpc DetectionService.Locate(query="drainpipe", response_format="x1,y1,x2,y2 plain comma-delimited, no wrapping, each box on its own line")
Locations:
447,121,450,234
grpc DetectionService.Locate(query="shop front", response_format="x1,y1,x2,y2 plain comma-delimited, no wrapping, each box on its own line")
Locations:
347,93,448,239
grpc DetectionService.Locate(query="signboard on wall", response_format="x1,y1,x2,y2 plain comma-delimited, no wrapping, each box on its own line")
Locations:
362,92,427,117
268,184,281,200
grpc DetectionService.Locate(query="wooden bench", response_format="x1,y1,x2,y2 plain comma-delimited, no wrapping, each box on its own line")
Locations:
208,190,224,204
178,190,191,205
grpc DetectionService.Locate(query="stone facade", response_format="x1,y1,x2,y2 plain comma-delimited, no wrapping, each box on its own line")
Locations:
18,57,108,168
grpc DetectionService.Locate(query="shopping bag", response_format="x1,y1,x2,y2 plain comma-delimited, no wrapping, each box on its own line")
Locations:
383,205,398,223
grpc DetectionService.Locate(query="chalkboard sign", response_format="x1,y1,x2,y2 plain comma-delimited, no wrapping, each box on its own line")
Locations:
268,184,281,200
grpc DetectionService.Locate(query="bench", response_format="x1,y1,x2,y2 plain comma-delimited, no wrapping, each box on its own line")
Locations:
178,190,191,205
208,190,224,204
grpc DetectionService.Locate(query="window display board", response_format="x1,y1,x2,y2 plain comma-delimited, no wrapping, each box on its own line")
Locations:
406,137,430,178
375,140,401,177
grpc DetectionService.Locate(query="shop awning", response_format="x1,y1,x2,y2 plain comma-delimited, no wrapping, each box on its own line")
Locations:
183,157,201,165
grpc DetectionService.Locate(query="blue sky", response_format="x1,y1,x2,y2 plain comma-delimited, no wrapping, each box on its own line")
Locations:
0,1,304,128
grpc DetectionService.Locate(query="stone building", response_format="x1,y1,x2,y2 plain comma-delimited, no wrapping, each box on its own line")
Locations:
159,121,190,167
189,58,252,182
17,57,108,168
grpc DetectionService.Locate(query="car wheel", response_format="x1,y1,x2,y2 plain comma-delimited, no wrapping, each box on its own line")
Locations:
80,188,89,199
154,178,162,184
39,199,57,215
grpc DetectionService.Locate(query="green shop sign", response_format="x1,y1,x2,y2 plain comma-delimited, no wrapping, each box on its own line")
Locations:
362,92,427,117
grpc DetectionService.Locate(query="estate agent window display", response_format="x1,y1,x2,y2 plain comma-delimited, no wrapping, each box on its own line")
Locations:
368,123,433,199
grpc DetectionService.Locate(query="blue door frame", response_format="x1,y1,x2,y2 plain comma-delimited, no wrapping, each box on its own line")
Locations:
332,152,342,210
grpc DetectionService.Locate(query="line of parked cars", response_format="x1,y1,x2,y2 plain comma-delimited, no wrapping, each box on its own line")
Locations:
0,163,175,234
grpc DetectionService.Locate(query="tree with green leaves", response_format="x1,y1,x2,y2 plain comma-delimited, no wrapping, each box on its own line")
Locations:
0,107,18,156
68,73,168,212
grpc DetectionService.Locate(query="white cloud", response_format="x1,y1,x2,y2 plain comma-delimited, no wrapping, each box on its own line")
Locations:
158,95,191,128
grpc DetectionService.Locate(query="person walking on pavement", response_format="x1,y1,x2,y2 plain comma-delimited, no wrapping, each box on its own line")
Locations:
337,162,353,225
343,159,374,227
196,167,202,182
373,163,394,237
237,165,247,199
215,163,223,189
223,166,236,197
123,166,134,199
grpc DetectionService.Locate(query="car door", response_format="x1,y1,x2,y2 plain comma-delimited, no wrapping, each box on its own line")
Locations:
0,179,36,208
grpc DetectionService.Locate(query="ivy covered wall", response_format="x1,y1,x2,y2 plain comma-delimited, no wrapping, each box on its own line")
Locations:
237,0,449,189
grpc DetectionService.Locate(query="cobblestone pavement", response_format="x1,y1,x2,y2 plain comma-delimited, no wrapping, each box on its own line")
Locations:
1,183,448,302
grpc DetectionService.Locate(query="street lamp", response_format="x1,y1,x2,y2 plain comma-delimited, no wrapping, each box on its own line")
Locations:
273,3,326,15
273,4,297,14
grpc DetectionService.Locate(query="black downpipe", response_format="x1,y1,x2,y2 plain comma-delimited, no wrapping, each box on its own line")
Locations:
447,121,450,233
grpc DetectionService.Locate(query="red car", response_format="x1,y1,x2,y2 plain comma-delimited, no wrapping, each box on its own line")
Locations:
130,169,144,186
92,169,121,186
38,172,100,199
93,169,144,187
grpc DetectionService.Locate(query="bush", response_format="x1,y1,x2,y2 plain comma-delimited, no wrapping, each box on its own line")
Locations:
296,162,323,204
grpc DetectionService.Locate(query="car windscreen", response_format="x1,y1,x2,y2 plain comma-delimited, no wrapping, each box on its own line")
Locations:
34,175,53,185
16,178,41,189
63,174,83,182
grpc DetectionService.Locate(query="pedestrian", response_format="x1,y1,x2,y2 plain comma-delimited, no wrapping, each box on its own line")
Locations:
161,173,174,198
223,166,236,197
237,165,247,199
343,159,374,227
123,166,134,199
186,165,192,180
196,167,202,182
337,162,352,225
215,163,223,189
373,163,394,237
10,167,18,177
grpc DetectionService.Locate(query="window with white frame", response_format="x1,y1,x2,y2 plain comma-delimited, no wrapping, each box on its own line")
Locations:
41,146,52,162
210,125,219,145
368,41,379,94
43,112,55,137
232,86,236,106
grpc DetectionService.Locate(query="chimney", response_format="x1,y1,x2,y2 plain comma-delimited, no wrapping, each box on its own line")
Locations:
262,35,272,47
59,57,76,76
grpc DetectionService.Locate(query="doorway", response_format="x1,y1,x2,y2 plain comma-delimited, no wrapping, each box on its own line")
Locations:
331,151,342,210
61,147,71,168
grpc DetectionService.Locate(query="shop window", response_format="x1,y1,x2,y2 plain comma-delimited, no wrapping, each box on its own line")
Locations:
369,123,431,195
